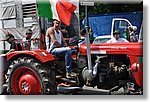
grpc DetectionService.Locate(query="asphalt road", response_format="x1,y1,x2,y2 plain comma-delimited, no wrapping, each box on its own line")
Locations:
1,85,125,95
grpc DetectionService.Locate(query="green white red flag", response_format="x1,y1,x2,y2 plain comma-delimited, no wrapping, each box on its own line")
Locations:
37,0,77,26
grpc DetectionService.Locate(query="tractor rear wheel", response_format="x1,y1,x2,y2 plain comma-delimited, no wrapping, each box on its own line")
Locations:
6,57,56,95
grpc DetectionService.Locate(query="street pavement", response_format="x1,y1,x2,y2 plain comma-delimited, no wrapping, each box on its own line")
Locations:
75,85,125,95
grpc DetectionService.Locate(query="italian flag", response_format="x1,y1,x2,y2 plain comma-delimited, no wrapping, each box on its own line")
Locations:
37,0,77,26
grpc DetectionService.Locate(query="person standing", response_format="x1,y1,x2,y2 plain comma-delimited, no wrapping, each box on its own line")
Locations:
78,29,86,46
23,29,32,50
88,27,94,43
128,26,138,42
122,28,129,40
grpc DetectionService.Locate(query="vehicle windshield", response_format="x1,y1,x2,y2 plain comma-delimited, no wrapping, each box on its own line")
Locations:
93,38,111,44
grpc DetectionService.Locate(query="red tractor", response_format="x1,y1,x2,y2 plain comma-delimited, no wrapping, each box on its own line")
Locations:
0,34,143,95
0,19,143,95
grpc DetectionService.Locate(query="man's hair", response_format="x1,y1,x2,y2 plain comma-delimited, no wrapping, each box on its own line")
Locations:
113,30,120,35
52,19,60,26
52,19,59,22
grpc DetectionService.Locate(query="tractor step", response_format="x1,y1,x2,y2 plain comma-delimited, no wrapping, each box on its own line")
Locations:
57,85,82,94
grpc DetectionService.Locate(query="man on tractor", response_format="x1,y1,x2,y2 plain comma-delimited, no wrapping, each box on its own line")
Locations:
4,33,22,55
45,19,76,78
106,30,129,43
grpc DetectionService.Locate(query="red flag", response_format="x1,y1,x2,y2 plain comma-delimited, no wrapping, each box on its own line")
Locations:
56,0,77,26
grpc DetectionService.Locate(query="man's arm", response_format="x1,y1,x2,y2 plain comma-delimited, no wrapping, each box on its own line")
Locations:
7,41,16,54
1,48,15,57
4,42,16,56
48,28,61,47
5,49,15,55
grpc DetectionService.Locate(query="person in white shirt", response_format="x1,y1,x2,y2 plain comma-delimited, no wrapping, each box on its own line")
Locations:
23,29,32,50
106,30,129,43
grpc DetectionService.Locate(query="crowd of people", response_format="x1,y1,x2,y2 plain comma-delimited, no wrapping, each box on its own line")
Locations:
3,28,33,56
106,26,138,43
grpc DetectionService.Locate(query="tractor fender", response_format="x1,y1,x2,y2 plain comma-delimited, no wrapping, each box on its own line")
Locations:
7,50,55,63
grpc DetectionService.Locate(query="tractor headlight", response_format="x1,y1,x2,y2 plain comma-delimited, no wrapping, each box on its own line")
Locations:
131,63,140,72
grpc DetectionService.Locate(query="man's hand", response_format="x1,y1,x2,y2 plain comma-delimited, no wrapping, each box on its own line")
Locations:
0,54,6,57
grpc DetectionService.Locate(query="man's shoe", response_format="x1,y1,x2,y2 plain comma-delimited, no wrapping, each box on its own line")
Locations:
66,72,77,78
66,72,72,78
70,72,77,76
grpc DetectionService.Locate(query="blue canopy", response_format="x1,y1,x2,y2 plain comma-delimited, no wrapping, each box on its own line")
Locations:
82,12,143,37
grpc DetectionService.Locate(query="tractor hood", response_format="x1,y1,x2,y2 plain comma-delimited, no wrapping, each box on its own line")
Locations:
79,42,143,56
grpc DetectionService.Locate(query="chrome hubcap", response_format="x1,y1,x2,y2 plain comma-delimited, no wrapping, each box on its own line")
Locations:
21,82,30,93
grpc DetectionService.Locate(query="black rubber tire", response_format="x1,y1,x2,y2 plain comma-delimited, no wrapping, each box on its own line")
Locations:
6,57,56,95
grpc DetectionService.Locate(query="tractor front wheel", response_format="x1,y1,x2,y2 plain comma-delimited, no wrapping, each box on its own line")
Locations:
6,57,56,95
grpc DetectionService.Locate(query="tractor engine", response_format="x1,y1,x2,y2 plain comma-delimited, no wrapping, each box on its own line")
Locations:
96,54,130,89
78,54,130,90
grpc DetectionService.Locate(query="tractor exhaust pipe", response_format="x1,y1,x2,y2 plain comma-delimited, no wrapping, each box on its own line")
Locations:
84,4,93,78
93,56,107,77
83,4,107,84
82,55,107,85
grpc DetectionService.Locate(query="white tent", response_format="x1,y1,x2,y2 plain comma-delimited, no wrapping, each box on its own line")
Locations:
0,0,40,50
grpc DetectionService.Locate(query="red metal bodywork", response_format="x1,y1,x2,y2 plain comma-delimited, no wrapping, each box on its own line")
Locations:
79,42,143,87
133,63,143,87
7,50,54,63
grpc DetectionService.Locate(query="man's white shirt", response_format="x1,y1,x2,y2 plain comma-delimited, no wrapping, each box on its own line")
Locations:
106,37,129,43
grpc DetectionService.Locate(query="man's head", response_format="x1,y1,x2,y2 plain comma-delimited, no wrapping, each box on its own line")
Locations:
5,33,15,43
52,19,61,29
113,30,120,40
26,29,32,40
80,29,86,37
